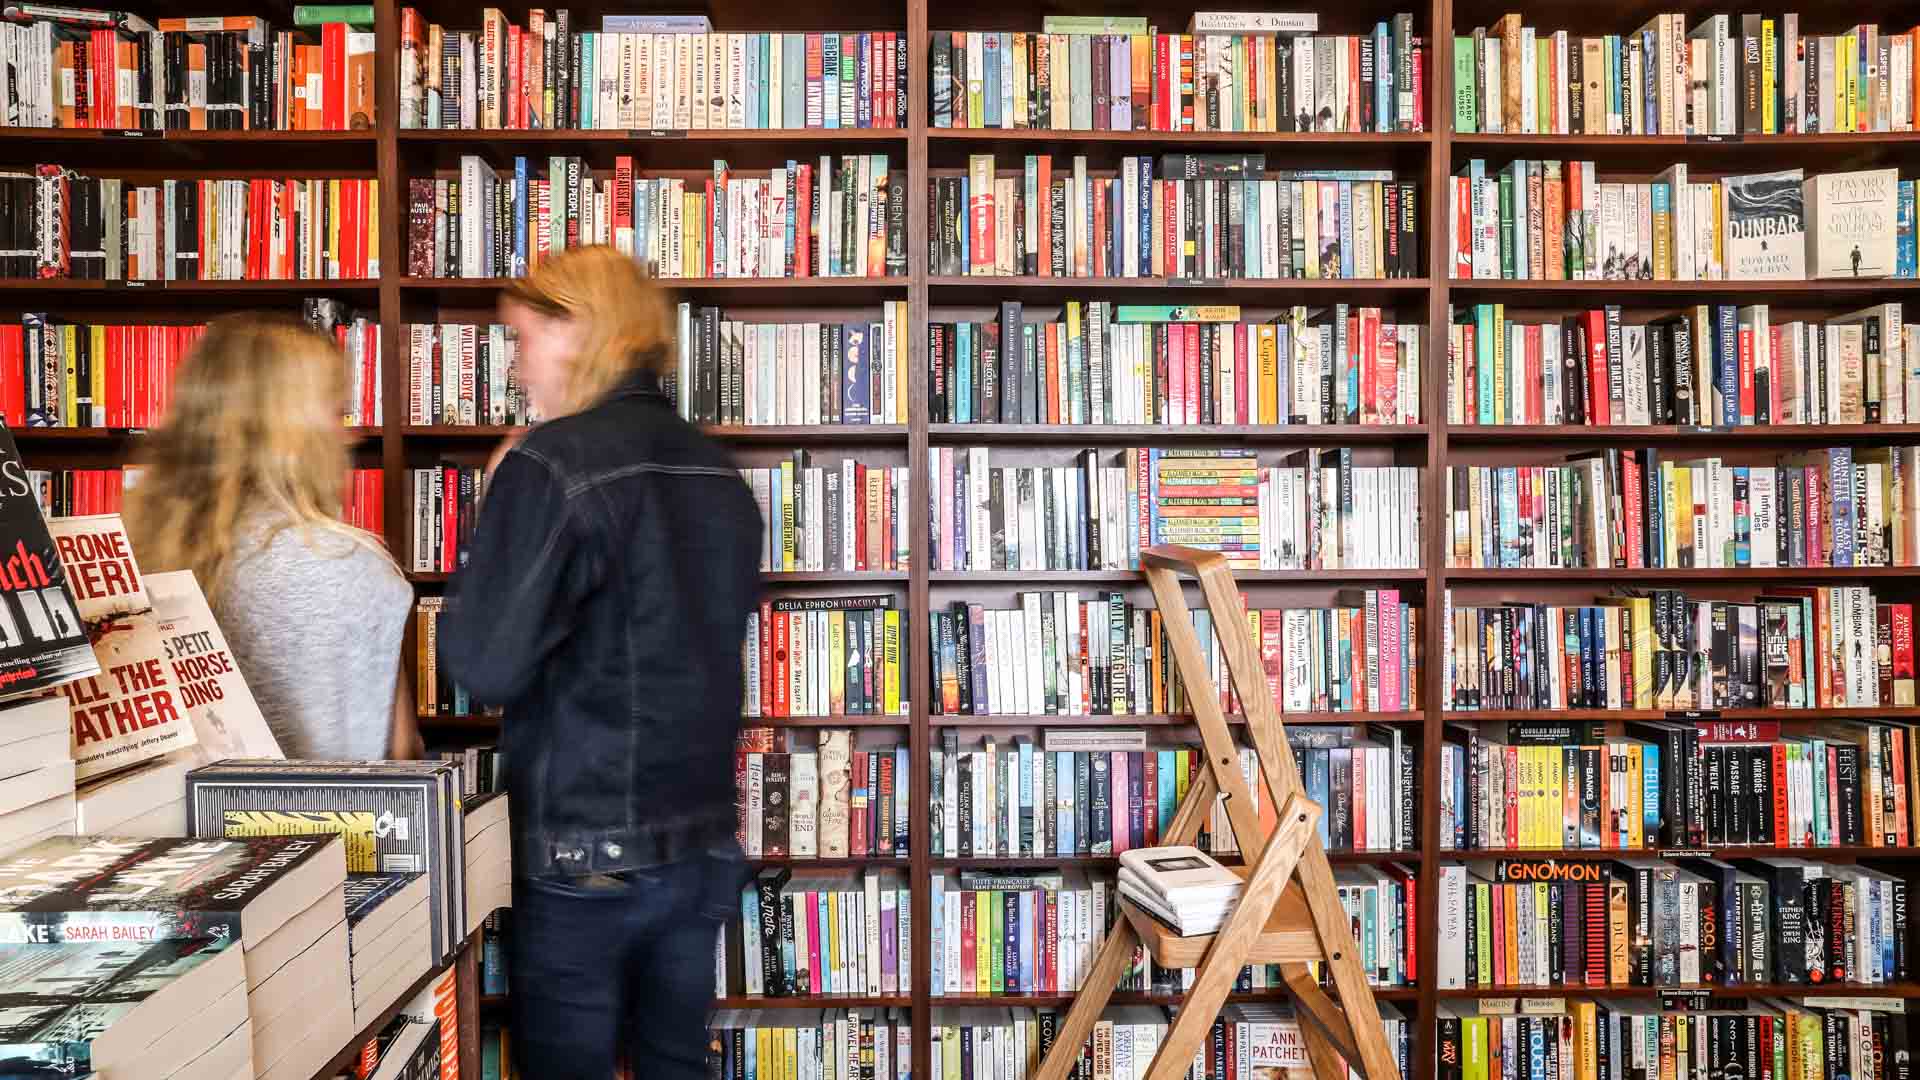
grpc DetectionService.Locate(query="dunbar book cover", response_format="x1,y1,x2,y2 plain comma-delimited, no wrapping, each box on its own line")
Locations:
1721,169,1806,279
0,427,97,698
0,834,342,947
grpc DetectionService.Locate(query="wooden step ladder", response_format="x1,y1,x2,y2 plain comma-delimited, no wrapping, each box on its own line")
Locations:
1030,545,1404,1080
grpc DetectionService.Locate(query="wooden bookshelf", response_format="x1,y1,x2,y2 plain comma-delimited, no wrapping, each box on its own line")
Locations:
12,0,1920,1076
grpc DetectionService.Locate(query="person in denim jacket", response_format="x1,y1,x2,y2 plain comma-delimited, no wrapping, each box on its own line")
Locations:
440,246,762,1080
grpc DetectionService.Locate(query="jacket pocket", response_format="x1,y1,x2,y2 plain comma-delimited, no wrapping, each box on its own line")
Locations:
700,842,750,921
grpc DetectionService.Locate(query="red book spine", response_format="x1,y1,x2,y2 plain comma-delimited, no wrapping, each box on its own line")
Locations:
852,463,868,571
1893,604,1915,705
1234,324,1250,424
1737,324,1755,423
958,889,976,991
968,175,993,274
1769,325,1784,423
1771,743,1790,846
1411,38,1426,131
850,750,870,855
1041,888,1057,991
1183,323,1200,424
1582,309,1609,425
507,26,522,129
441,465,458,571
1091,179,1107,277
876,751,894,854
322,22,346,131
794,165,812,276
1035,156,1052,276
1141,753,1157,845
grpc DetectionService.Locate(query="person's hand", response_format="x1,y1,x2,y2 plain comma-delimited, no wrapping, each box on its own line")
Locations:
485,429,527,481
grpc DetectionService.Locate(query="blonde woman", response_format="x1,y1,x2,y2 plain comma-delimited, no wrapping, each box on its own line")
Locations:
125,315,420,761
439,247,762,1080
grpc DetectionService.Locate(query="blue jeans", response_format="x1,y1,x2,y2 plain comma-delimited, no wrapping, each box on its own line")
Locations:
510,850,745,1080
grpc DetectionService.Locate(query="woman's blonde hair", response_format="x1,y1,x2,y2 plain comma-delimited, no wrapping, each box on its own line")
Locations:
125,314,386,606
501,245,675,415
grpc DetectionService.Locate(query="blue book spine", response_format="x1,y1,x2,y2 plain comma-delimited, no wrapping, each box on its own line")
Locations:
955,321,972,423
578,33,593,129
1305,749,1331,846
929,875,944,990
1641,743,1660,840
1831,447,1854,566
1897,182,1917,278
857,32,873,128
1375,23,1393,132
1137,157,1153,276
983,35,1000,128
1244,181,1260,276
1148,448,1162,546
1155,750,1176,834
743,35,759,128
1339,182,1355,278
1714,305,1739,425
1017,892,1035,990
1606,37,1620,127
822,34,840,129
1054,752,1074,855
958,174,970,272
512,157,528,278
1642,31,1658,134
783,161,798,265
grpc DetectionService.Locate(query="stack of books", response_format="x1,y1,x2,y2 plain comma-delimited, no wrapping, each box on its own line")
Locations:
742,597,910,718
404,155,908,281
1452,14,1920,136
932,446,1422,572
185,759,467,964
404,322,533,428
734,728,909,858
344,873,434,1029
0,697,77,858
1436,856,1911,989
412,596,492,718
28,469,129,517
398,11,906,132
932,14,1425,133
708,1009,912,1080
407,462,483,572
1440,715,1918,852
1438,999,1904,1080
744,457,910,573
462,791,512,936
0,8,376,132
1441,588,1915,712
933,155,1420,280
730,868,910,997
1117,844,1244,935
677,303,913,427
1447,303,1916,428
929,302,1423,427
0,834,354,1080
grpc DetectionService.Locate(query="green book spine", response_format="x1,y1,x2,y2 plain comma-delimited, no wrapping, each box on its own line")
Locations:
293,4,375,26
1041,16,1150,34
1498,169,1516,279
1454,36,1478,133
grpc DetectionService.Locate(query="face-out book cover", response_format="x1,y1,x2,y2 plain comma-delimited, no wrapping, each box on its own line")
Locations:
0,427,97,699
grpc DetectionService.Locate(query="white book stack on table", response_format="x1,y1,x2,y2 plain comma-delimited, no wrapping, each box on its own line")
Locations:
1116,845,1246,936
0,696,76,858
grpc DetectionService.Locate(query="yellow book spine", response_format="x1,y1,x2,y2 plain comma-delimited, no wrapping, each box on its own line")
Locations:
884,609,900,715
974,890,991,991
88,324,105,427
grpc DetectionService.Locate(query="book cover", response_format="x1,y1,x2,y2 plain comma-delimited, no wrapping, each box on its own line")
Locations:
1804,168,1898,278
0,427,97,696
0,834,340,946
0,934,241,1073
1720,169,1805,280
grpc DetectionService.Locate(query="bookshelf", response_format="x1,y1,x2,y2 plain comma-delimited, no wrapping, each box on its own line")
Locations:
7,0,1920,1076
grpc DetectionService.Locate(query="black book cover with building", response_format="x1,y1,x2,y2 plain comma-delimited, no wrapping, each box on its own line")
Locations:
0,424,97,696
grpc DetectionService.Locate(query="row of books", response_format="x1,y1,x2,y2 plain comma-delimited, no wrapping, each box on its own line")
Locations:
930,18,1425,133
1448,303,1917,428
1454,15,1920,136
0,9,375,131
930,591,1418,718
932,155,1422,281
399,11,906,132
1436,1001,1908,1080
733,867,911,997
929,1004,1412,1080
929,864,1414,993
1434,856,1911,989
743,595,909,719
1440,716,1917,851
735,728,909,859
677,303,911,427
1440,589,1915,712
707,1009,910,1080
743,456,909,573
407,463,480,573
5,167,381,281
28,468,127,517
931,447,1423,572
413,596,491,718
0,300,379,429
1455,163,1918,283
404,322,533,428
929,302,1423,427
931,726,1415,856
405,155,906,280
1445,448,1920,570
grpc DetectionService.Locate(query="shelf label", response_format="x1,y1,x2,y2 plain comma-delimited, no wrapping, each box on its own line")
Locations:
1665,710,1720,720
104,129,149,138
1165,277,1223,287
106,279,151,289
1688,426,1733,433
632,129,686,139
1657,849,1713,859
1686,133,1743,143
1660,990,1744,1011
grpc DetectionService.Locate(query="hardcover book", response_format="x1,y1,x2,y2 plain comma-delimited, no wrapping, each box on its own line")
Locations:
0,426,97,697
1804,168,1898,278
0,834,344,948
56,603,201,782
1720,169,1805,280
45,514,146,626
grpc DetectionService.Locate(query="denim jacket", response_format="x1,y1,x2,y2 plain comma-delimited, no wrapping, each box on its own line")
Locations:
439,371,762,879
